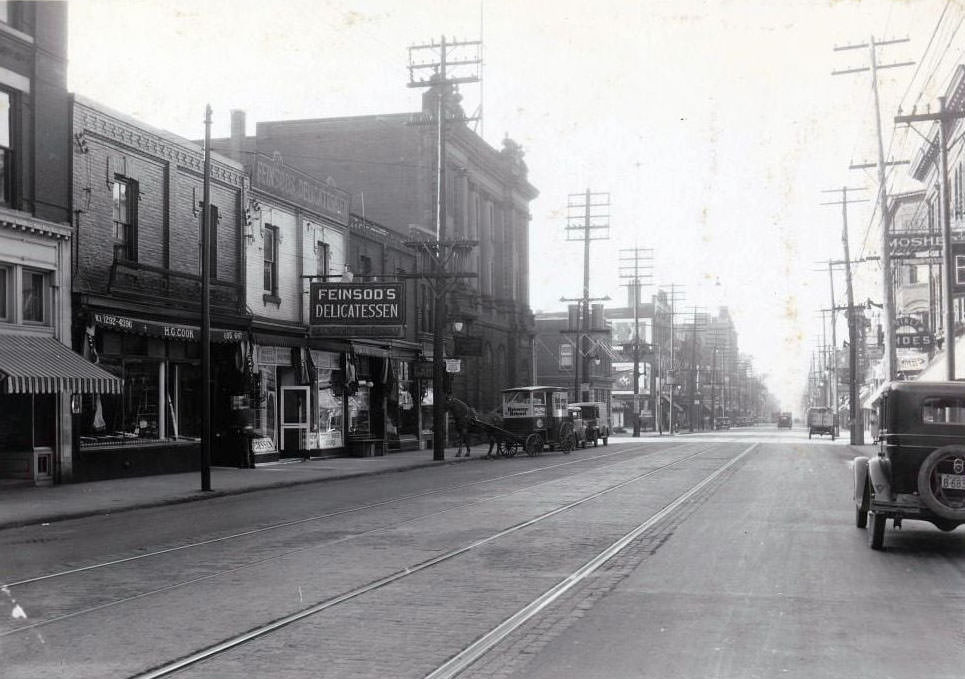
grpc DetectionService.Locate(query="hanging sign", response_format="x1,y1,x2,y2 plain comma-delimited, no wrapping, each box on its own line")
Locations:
894,316,934,350
309,282,405,327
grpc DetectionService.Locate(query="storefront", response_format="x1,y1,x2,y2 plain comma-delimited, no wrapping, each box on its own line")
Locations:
0,333,122,485
74,312,247,480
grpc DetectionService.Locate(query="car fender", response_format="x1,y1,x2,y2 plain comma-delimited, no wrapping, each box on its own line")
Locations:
868,455,893,502
853,456,869,505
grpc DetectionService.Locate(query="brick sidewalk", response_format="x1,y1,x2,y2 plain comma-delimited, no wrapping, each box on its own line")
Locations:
0,446,476,530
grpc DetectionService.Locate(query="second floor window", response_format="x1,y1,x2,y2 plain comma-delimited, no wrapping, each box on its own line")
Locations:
112,176,138,261
264,225,278,295
0,89,13,207
0,266,7,320
22,269,46,324
317,241,329,279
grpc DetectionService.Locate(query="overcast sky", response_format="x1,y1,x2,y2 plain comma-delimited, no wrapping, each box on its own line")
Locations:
67,0,963,409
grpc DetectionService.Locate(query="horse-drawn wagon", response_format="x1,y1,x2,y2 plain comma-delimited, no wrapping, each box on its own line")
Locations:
492,385,578,455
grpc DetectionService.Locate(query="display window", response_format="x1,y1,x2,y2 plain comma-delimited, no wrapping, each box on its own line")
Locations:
348,386,371,436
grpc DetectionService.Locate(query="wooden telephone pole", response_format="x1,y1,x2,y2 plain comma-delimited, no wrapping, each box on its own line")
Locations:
618,247,653,436
406,36,481,461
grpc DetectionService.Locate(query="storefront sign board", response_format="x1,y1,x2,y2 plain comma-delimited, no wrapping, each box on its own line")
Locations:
93,313,243,342
253,153,349,226
309,282,405,327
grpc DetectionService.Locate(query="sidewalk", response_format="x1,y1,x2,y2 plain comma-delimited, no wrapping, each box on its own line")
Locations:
0,446,477,531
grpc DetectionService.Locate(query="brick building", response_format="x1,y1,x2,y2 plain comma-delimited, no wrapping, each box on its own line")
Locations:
70,95,248,480
249,86,538,414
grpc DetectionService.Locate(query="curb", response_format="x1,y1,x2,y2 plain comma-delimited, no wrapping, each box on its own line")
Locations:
0,454,479,531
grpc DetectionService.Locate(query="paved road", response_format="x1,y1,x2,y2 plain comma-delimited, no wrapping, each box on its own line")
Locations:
3,427,963,678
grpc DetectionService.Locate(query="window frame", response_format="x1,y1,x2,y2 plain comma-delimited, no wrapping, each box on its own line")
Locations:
0,264,8,321
263,224,279,297
20,267,49,325
316,241,329,279
112,175,139,261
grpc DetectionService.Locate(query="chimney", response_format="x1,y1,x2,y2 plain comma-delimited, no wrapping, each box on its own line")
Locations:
229,109,246,161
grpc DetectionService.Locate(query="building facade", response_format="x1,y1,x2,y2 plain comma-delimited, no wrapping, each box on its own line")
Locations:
0,2,121,486
70,96,249,480
250,88,538,413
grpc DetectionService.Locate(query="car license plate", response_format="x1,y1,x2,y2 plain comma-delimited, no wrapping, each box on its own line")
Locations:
940,474,965,490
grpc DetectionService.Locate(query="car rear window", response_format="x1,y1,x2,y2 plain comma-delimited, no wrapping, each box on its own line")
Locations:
922,397,965,425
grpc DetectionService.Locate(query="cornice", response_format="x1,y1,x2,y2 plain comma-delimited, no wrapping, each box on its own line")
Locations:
77,102,245,187
0,207,71,240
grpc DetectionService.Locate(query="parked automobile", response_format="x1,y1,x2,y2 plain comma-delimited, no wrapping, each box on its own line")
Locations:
569,401,610,446
567,406,589,448
854,381,965,549
715,416,731,430
777,412,792,428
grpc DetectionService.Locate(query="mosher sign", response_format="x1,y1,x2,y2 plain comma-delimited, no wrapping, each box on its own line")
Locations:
889,230,965,259
310,282,405,326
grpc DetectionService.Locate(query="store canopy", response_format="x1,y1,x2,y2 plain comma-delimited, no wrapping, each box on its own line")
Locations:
0,334,122,395
660,394,685,412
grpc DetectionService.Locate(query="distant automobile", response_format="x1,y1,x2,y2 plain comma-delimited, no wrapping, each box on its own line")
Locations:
807,407,835,440
715,416,731,430
777,412,792,428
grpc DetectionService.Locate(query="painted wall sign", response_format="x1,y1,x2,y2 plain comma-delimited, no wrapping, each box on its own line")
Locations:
252,153,349,226
309,282,405,326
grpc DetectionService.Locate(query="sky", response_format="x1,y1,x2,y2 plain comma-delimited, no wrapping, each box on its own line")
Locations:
66,0,965,410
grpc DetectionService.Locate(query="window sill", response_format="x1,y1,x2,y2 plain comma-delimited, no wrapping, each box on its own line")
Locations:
263,293,281,306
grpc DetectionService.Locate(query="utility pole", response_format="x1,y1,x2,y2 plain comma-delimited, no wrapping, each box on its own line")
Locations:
565,190,610,402
406,36,481,461
896,98,965,380
822,187,868,444
687,306,706,432
666,284,684,434
833,36,914,382
619,248,653,436
200,105,212,492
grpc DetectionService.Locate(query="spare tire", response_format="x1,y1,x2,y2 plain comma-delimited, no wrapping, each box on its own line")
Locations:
917,445,965,521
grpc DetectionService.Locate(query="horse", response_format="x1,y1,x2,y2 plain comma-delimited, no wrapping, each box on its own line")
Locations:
445,396,476,457
475,409,504,458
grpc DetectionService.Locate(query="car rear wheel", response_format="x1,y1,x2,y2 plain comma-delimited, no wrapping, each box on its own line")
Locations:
869,511,886,550
917,445,965,521
524,433,543,456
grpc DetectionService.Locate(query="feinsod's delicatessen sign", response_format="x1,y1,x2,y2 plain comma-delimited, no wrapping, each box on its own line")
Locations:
310,283,405,326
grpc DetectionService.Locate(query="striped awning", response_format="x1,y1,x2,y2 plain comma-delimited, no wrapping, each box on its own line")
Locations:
0,334,122,395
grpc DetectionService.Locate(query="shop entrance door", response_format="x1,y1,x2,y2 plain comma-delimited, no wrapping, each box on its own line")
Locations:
280,386,310,456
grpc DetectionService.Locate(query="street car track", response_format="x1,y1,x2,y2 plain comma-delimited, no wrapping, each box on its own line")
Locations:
2,440,675,591
0,442,702,637
1,442,711,638
128,443,756,679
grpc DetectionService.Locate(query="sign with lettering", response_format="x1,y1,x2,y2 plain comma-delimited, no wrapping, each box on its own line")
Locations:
310,282,405,326
253,153,349,226
889,230,965,259
92,313,243,343
894,316,934,350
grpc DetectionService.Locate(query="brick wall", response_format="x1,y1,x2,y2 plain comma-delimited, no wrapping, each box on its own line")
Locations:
72,98,245,303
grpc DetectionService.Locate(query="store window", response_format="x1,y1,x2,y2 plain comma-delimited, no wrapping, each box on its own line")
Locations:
348,387,371,436
21,269,47,324
112,176,138,261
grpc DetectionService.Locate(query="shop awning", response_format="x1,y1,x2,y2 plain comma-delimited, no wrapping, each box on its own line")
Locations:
0,334,122,394
660,395,685,412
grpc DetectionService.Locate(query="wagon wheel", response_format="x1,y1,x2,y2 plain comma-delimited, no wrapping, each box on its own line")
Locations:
525,433,543,456
502,439,520,457
559,423,575,454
